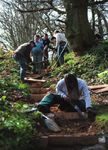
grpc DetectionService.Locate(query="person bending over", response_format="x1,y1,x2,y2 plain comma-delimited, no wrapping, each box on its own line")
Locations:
13,41,35,82
37,73,96,121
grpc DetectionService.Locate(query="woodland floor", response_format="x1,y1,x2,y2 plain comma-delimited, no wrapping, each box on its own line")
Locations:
7,71,108,137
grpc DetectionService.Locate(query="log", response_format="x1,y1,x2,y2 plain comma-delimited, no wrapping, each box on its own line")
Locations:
48,135,98,146
24,77,46,83
88,84,108,90
93,86,108,93
53,111,87,120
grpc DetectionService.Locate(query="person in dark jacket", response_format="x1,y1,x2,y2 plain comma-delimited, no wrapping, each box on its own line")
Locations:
13,41,35,82
43,34,50,68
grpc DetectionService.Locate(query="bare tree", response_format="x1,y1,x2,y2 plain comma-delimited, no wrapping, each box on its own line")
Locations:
0,0,108,53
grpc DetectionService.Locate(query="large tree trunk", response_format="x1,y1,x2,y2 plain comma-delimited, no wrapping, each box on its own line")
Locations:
63,0,95,55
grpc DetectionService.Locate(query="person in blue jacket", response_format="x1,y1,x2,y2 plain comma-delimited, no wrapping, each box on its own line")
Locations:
32,35,44,74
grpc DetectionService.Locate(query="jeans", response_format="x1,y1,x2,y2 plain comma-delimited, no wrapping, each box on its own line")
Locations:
13,54,27,81
57,42,67,66
37,93,86,113
32,51,43,73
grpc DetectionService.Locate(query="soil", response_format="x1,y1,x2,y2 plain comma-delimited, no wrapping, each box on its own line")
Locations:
36,107,98,137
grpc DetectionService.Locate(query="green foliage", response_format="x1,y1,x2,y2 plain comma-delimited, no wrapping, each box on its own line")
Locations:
18,83,30,96
98,70,108,83
51,41,108,83
0,41,108,149
3,114,33,135
0,50,42,149
0,101,41,150
96,114,108,124
33,111,42,120
96,113,108,131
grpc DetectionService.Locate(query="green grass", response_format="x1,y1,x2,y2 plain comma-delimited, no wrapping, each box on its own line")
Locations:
94,104,108,131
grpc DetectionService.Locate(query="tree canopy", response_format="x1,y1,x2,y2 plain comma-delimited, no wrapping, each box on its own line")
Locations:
0,0,108,53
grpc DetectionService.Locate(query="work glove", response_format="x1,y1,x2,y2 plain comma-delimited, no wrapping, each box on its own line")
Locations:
87,107,97,122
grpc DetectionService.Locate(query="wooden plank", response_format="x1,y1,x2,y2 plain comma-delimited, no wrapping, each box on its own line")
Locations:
88,84,108,90
24,77,46,83
48,135,98,146
93,87,108,93
53,112,87,120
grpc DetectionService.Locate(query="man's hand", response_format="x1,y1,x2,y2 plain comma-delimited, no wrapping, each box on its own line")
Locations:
87,107,97,122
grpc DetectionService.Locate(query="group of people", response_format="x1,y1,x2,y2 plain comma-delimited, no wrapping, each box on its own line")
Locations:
32,34,50,74
13,33,50,82
13,30,96,121
13,30,68,82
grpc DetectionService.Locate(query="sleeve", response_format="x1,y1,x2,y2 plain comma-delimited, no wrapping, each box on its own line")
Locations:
81,80,92,109
56,79,67,98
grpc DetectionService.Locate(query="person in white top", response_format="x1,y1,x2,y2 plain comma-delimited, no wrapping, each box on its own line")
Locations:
53,30,69,66
37,73,96,121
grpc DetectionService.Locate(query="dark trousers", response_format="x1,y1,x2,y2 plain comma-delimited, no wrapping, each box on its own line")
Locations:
37,93,86,113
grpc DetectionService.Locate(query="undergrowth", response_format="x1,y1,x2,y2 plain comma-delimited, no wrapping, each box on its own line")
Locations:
0,41,108,149
51,41,108,84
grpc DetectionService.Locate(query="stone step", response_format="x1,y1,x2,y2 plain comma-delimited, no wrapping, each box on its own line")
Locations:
30,87,50,94
30,93,45,102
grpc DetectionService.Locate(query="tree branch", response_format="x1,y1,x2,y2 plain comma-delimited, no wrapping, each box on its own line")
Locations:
1,0,11,5
17,7,53,13
89,0,108,6
56,19,66,23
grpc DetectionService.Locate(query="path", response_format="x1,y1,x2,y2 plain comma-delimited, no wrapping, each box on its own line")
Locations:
23,72,108,150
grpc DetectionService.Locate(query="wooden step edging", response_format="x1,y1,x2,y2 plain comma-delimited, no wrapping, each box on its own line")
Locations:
25,77,46,83
37,134,108,148
88,84,108,90
54,111,87,120
89,84,108,93
93,87,108,93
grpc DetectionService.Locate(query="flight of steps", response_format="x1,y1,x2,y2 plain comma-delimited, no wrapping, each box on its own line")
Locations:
25,75,50,103
24,74,108,150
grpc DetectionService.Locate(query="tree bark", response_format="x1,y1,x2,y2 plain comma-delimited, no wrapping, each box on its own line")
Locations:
63,0,95,55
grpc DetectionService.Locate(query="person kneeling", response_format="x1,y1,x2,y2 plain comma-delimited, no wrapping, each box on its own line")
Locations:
37,73,96,121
